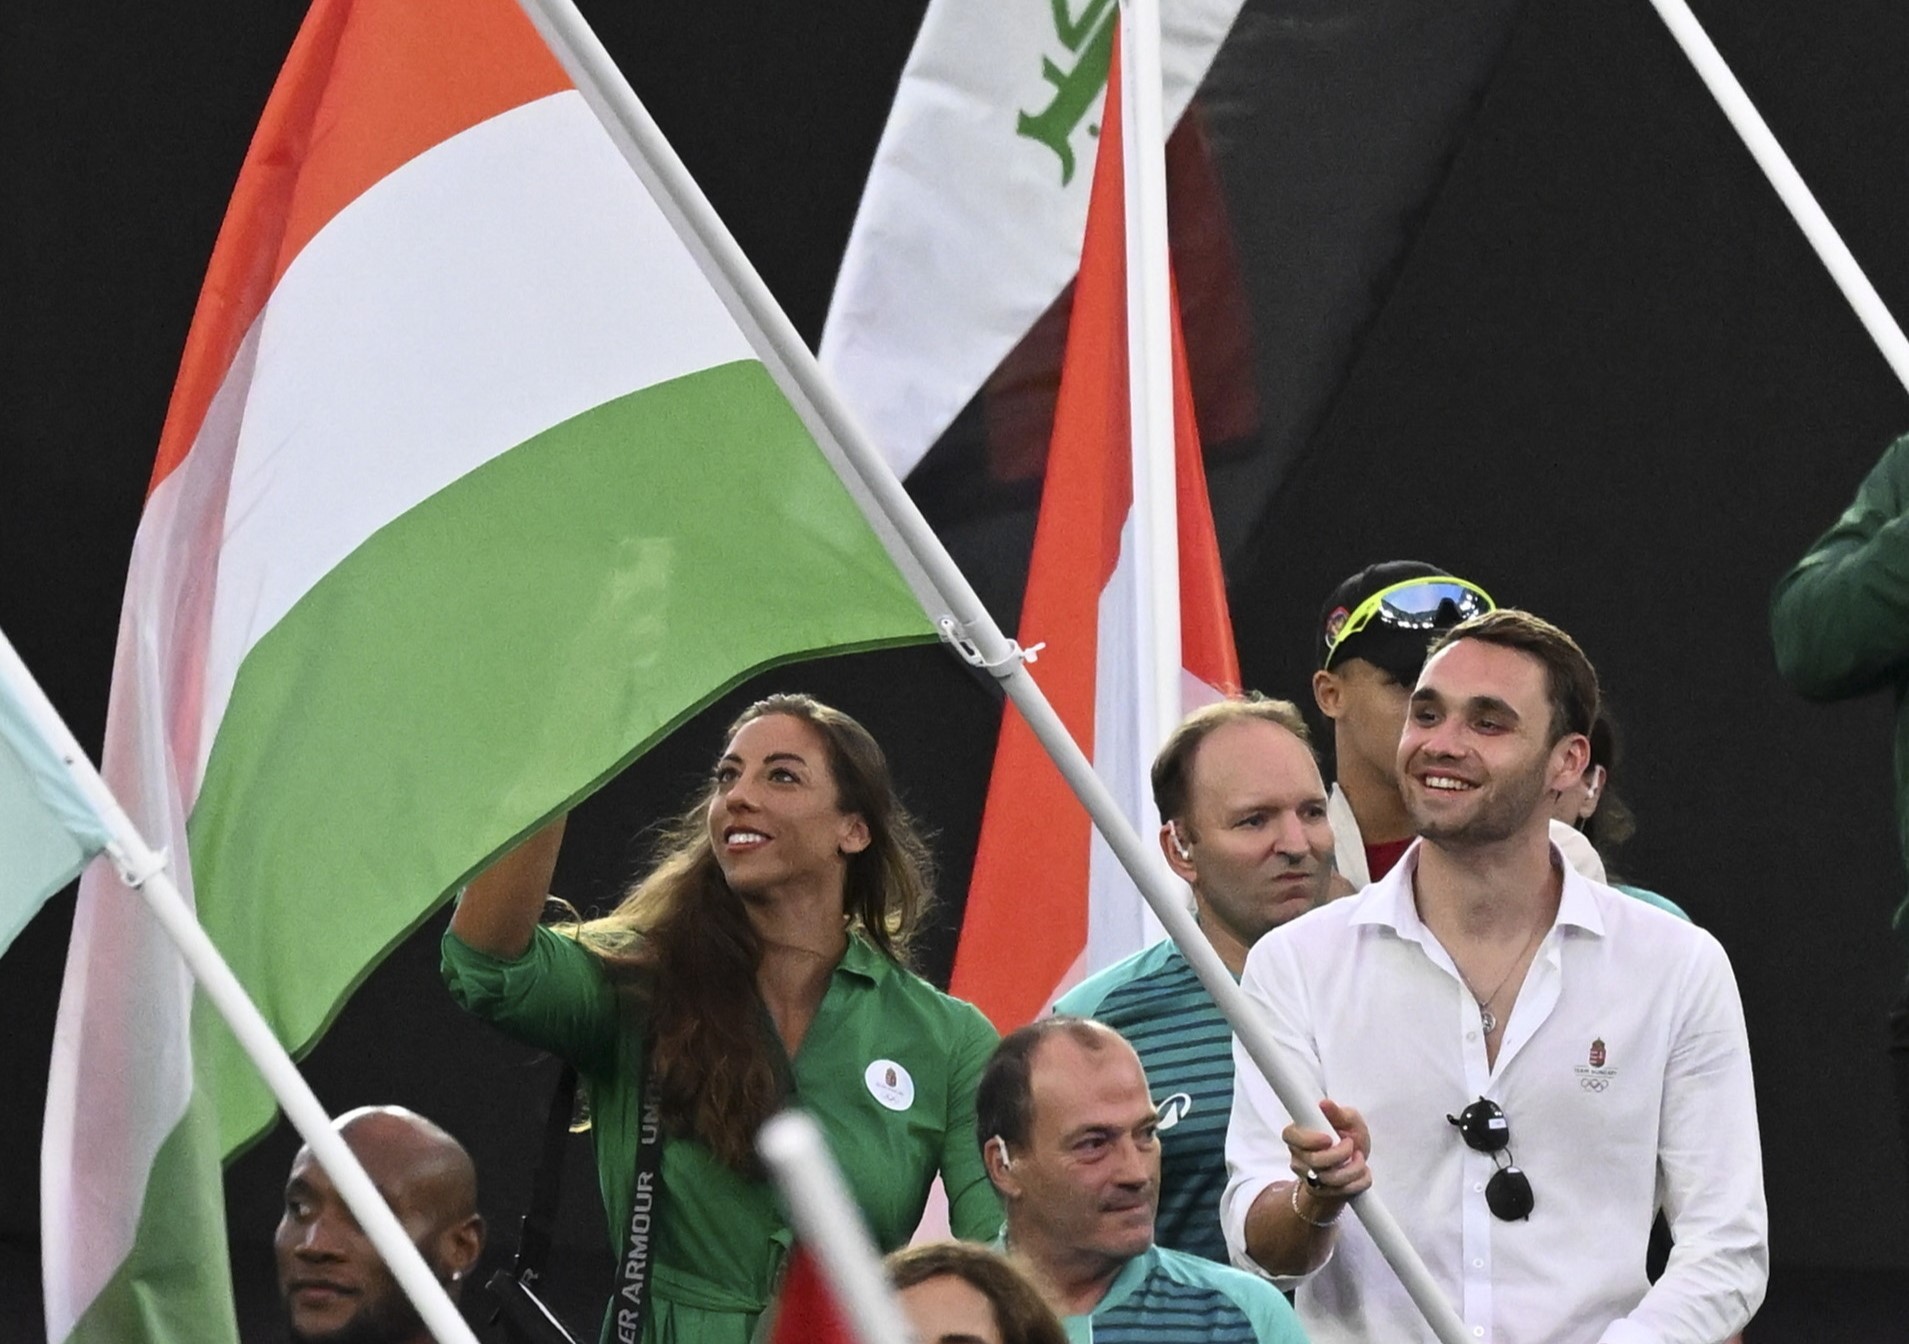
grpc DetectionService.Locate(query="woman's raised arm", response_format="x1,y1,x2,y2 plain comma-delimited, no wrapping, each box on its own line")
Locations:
449,815,567,959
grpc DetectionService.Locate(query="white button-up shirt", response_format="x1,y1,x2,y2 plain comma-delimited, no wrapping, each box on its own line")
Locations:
1222,842,1767,1344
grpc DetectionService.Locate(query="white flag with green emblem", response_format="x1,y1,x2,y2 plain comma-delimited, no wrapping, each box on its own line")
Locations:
820,0,1245,478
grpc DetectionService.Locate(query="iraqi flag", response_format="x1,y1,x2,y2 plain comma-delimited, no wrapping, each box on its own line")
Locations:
819,0,1244,480
949,33,1239,1030
40,2,934,1339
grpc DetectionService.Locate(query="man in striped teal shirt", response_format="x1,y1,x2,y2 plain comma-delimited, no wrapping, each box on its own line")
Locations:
977,1018,1306,1343
1055,696,1335,1263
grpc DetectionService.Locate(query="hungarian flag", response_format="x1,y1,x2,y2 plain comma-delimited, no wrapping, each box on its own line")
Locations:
40,2,934,1339
949,34,1239,1031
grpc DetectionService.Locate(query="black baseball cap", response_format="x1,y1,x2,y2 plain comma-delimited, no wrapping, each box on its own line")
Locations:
1317,561,1495,683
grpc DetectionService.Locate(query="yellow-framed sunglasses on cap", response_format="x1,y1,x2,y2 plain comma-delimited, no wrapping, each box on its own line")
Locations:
1321,577,1496,670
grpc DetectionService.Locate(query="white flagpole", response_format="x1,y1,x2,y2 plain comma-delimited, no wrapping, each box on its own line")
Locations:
1645,0,1909,396
511,4,1472,1339
0,632,480,1344
759,1111,914,1344
1122,0,1183,768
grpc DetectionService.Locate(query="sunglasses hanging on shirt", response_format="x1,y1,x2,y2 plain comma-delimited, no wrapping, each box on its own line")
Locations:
1447,1096,1535,1222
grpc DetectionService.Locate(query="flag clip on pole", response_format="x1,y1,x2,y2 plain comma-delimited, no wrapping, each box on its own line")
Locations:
0,639,481,1344
759,1111,914,1344
1645,0,1909,398
511,4,1468,1340
936,617,1044,671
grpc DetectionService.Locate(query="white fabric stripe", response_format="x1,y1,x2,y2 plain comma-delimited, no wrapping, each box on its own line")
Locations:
1086,510,1174,977
40,402,239,1337
199,89,753,782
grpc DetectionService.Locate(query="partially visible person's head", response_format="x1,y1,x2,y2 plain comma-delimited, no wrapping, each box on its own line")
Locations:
1550,704,1637,855
1400,610,1596,849
976,1019,1159,1273
1312,562,1495,791
275,1106,483,1344
1151,697,1334,955
887,1242,1069,1344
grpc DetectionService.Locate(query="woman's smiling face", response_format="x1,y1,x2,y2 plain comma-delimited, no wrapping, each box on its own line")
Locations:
707,712,869,899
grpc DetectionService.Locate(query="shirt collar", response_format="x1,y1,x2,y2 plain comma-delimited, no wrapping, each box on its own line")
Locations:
986,1238,1159,1318
1348,838,1608,940
837,930,897,984
1090,1244,1160,1316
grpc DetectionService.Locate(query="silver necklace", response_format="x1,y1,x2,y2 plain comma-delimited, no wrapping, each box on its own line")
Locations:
1455,921,1544,1034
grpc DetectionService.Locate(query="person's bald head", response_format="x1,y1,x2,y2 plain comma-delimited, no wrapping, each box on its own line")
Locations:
275,1106,484,1344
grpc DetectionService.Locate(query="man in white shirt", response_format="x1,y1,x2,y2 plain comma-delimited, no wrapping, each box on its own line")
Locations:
1223,609,1767,1344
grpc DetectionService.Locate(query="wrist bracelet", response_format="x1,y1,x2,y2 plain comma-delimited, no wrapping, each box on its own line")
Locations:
1291,1179,1342,1229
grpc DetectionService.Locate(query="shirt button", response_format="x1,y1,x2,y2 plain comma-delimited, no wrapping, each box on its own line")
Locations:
1474,1182,1485,1192
1473,1258,1484,1268
1473,1329,1485,1338
1466,1030,1478,1041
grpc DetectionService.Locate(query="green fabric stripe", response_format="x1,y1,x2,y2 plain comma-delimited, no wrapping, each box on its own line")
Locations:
67,1003,239,1344
187,359,933,1156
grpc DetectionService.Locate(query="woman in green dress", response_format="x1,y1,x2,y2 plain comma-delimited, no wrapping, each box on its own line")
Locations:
443,694,1002,1343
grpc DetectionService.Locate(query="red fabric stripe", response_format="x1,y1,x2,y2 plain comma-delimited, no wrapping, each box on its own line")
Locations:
953,33,1238,1031
1172,267,1239,694
144,0,568,497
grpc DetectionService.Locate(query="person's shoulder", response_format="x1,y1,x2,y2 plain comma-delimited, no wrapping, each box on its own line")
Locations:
882,954,1001,1044
1611,881,1692,923
1055,939,1183,1017
1582,878,1728,968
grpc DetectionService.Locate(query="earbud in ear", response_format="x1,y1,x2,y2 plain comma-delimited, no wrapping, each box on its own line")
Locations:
991,1135,1014,1171
1169,822,1192,863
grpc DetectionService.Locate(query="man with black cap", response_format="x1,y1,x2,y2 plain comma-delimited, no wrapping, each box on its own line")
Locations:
1313,561,1608,891
1312,561,1496,887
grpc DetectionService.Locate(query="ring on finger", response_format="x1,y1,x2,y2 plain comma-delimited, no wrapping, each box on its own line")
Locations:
1303,1169,1322,1190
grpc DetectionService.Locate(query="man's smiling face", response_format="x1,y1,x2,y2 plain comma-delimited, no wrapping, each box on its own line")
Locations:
1398,637,1577,848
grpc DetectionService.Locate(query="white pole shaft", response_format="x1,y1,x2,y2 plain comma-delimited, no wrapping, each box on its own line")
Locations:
758,1112,913,1344
1645,0,1909,396
0,640,479,1344
1122,0,1183,759
511,6,1468,1340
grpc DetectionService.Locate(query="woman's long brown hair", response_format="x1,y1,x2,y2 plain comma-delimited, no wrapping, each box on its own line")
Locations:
573,694,934,1172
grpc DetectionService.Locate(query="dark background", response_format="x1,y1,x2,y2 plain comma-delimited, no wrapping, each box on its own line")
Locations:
6,0,1909,1337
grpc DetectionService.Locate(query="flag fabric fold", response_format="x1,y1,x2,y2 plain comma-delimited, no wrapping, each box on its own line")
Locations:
0,630,112,959
42,2,934,1339
950,34,1239,1032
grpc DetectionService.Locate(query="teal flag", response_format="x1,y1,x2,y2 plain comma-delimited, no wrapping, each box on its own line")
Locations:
0,630,111,957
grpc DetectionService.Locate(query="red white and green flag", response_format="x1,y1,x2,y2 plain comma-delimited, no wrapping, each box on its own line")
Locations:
949,35,1239,1030
41,1,933,1339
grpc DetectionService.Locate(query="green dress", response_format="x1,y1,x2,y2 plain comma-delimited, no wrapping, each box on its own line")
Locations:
443,926,1003,1343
